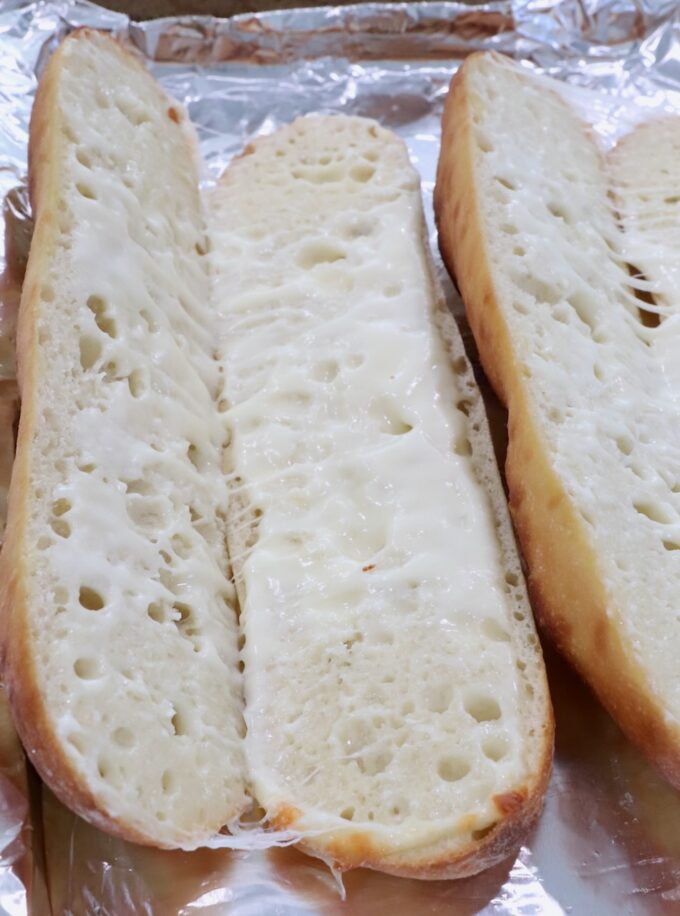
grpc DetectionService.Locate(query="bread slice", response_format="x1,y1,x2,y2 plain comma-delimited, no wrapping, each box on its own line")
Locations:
0,30,247,847
435,52,680,787
209,115,553,878
608,117,680,313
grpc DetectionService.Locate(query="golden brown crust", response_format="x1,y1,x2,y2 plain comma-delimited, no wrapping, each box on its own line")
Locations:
270,760,550,879
0,29,179,850
434,51,680,791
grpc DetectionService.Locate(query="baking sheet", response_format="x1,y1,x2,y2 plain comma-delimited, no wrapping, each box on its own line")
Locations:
2,0,680,912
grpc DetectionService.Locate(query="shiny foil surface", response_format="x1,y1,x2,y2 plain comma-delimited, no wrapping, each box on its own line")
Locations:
1,0,680,912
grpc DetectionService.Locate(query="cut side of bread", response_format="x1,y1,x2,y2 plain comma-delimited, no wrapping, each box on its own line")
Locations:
608,117,680,314
435,52,680,788
209,115,553,878
0,30,247,847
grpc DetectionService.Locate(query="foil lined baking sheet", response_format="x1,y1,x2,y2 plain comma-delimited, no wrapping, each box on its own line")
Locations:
1,1,680,912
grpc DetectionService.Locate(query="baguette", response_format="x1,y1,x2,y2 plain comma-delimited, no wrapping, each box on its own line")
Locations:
209,115,553,878
435,53,680,787
0,30,247,847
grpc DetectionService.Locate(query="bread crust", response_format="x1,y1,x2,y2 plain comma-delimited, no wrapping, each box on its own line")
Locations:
0,29,197,850
434,52,680,790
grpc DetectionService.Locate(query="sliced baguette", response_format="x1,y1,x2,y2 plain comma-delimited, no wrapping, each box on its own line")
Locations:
209,115,553,878
435,52,680,787
0,30,247,847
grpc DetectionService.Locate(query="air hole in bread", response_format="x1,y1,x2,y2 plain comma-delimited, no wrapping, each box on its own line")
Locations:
437,756,470,782
76,182,97,200
172,602,192,624
358,750,392,776
566,292,597,333
139,308,159,332
297,242,347,269
42,284,55,303
501,222,519,237
217,398,229,413
73,657,101,680
512,301,529,316
147,602,165,624
116,97,150,126
472,823,496,841
103,359,121,383
350,163,375,183
547,201,570,222
79,336,102,371
170,708,188,737
87,295,117,338
50,517,71,538
477,133,494,153
343,216,375,239
171,534,193,560
383,283,402,298
76,147,92,169
505,571,519,588
516,273,561,306
663,540,680,552
97,757,111,780
79,586,105,611
127,369,146,398
161,770,176,794
454,437,472,457
112,726,135,749
67,732,87,755
347,353,365,369
426,683,453,714
616,435,633,456
126,479,150,496
456,399,471,417
495,176,516,191
340,806,355,821
482,736,508,762
52,498,71,517
311,360,339,383
293,165,344,184
482,618,511,642
633,500,672,524
128,498,165,529
513,245,526,257
187,442,202,470
464,694,501,722
593,363,605,382
369,397,412,435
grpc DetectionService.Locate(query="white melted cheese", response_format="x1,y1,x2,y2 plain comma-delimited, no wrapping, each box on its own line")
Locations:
26,35,246,844
469,57,680,719
210,116,529,845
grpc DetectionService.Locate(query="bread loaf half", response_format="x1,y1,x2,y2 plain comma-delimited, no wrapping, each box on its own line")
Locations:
209,115,553,878
435,52,680,786
0,30,247,847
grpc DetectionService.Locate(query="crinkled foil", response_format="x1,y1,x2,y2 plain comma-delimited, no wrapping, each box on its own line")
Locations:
1,1,680,913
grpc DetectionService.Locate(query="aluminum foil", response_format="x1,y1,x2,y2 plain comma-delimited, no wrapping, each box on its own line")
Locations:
2,0,680,913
